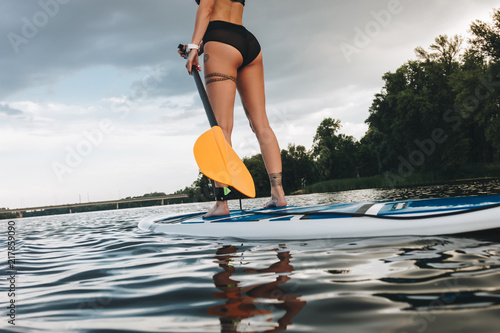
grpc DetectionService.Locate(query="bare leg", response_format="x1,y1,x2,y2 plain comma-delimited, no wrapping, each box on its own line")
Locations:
237,52,287,208
202,41,242,218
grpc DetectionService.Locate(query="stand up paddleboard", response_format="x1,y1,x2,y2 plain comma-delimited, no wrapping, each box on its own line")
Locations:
138,195,500,240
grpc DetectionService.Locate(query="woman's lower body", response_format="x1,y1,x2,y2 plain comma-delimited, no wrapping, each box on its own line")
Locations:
202,21,286,217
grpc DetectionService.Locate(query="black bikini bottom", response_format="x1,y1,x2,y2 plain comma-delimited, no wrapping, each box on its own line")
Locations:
203,20,261,69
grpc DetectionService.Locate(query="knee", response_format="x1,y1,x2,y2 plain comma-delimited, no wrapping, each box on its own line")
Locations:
253,123,274,141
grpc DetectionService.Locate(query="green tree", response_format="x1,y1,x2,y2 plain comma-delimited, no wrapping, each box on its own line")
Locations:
367,35,466,173
470,9,500,61
243,154,268,197
184,172,213,202
281,143,317,193
311,118,359,181
469,9,500,160
415,35,463,75
356,128,382,177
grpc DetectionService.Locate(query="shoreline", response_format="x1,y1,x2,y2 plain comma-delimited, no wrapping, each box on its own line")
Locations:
2,174,499,221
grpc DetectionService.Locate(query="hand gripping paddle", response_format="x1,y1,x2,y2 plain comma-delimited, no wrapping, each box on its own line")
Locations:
178,44,255,198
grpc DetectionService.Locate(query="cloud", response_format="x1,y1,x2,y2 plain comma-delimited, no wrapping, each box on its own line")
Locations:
0,0,194,99
1,0,499,208
0,103,23,116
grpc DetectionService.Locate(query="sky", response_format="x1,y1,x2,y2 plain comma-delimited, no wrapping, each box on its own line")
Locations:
1,0,498,209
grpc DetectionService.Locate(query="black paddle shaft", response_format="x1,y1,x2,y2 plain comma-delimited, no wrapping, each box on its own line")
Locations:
178,44,218,128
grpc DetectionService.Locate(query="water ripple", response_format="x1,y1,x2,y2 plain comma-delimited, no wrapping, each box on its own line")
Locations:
4,185,500,332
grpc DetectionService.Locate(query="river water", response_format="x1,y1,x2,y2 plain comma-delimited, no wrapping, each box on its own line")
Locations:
2,180,500,333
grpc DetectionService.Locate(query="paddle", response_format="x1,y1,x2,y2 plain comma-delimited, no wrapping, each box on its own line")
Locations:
178,44,255,198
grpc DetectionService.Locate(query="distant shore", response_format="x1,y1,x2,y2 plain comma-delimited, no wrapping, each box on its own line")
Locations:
3,166,500,220
0,193,187,220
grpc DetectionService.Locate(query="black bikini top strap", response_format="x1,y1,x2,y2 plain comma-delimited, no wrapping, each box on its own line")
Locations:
195,0,245,6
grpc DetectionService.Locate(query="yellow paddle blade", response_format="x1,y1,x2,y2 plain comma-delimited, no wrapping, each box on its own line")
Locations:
193,126,256,198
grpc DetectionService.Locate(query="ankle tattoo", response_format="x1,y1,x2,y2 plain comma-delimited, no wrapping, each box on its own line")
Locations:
269,172,282,187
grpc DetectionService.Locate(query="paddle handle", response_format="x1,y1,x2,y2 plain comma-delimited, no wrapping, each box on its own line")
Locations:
178,44,218,128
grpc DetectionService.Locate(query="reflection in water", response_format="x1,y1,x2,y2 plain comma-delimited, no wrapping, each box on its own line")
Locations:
208,245,306,332
8,179,500,333
321,235,500,333
374,236,500,313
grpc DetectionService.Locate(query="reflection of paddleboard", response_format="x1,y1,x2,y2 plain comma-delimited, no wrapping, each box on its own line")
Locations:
138,195,500,240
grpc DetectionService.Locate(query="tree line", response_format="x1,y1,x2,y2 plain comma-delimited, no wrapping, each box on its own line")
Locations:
181,9,500,201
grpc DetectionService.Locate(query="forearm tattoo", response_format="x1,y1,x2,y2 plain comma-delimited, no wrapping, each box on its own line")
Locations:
269,172,282,187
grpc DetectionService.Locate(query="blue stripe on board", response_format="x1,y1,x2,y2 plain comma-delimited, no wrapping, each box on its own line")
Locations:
158,195,500,224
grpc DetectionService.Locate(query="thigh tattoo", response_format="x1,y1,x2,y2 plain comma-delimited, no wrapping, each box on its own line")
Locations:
205,72,237,85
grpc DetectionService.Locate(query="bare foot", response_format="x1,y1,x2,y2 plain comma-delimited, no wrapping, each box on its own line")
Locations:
264,195,287,209
264,185,287,209
203,201,230,218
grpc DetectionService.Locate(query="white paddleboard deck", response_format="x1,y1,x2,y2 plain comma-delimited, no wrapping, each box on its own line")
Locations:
138,195,500,240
